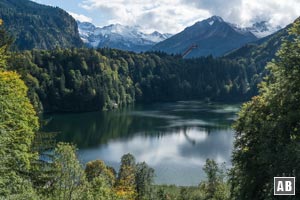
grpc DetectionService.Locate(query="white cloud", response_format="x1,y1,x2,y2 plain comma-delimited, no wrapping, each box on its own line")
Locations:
79,0,210,33
68,11,93,23
182,0,300,28
78,0,300,33
238,0,300,27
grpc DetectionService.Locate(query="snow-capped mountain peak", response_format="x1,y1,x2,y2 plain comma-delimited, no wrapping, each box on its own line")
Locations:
246,21,282,38
143,31,173,43
205,15,224,26
77,21,172,52
210,15,224,23
229,20,281,38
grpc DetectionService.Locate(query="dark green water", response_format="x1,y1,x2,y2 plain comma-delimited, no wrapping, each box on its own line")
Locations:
42,101,240,186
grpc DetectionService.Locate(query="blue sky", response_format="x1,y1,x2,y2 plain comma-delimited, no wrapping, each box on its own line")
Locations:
34,0,300,34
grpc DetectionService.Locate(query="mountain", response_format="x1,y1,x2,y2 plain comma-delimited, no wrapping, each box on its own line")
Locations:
78,21,172,52
235,21,282,38
225,22,290,69
0,0,83,50
224,20,293,97
151,16,258,58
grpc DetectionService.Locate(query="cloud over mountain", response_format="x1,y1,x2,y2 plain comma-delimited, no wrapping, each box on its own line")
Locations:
37,0,300,34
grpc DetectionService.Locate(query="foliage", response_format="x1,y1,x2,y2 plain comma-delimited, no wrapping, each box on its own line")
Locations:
135,162,155,200
0,70,39,198
87,176,115,200
3,12,300,200
151,159,230,200
0,24,39,198
200,159,230,200
231,17,300,199
0,0,82,50
225,22,293,97
0,20,13,69
30,131,57,196
115,153,138,199
202,159,227,199
85,160,116,186
8,48,252,113
51,143,87,200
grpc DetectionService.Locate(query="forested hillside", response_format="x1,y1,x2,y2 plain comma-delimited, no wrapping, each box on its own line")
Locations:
224,22,293,96
9,48,252,113
231,17,300,199
0,27,230,198
0,0,83,50
1,0,300,197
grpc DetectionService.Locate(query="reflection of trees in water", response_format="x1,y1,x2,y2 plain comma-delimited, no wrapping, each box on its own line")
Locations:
43,108,166,148
179,129,234,160
42,103,238,148
183,127,198,146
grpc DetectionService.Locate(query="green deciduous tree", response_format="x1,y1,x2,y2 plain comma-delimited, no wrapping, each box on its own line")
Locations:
135,162,155,200
87,176,115,200
231,18,300,199
85,160,116,186
0,20,39,199
115,153,137,199
0,59,39,198
52,143,87,200
200,159,230,200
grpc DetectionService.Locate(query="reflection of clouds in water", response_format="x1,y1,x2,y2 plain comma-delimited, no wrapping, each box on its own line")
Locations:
212,106,240,113
78,128,233,186
47,101,240,185
227,116,238,121
178,129,233,161
186,129,208,142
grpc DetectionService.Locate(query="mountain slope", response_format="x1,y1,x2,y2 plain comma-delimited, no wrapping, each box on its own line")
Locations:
244,21,281,38
224,20,294,97
229,21,282,38
225,23,290,71
78,21,172,52
0,0,83,50
151,16,257,58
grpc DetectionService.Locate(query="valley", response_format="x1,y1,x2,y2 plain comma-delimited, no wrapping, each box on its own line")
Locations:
0,0,300,199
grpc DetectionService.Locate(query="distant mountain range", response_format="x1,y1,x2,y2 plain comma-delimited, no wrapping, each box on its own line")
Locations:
0,0,283,56
152,16,255,57
78,17,281,55
78,21,172,52
224,19,294,97
225,21,291,71
243,21,282,38
0,0,83,50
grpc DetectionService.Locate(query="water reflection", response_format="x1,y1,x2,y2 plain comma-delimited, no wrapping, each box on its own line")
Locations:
42,101,239,186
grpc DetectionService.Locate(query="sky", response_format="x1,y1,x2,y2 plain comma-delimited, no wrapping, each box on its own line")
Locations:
33,0,300,34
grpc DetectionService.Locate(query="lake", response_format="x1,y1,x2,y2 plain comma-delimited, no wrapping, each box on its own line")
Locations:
42,101,240,186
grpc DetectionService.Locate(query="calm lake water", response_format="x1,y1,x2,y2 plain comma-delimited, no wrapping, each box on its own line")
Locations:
42,101,240,186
